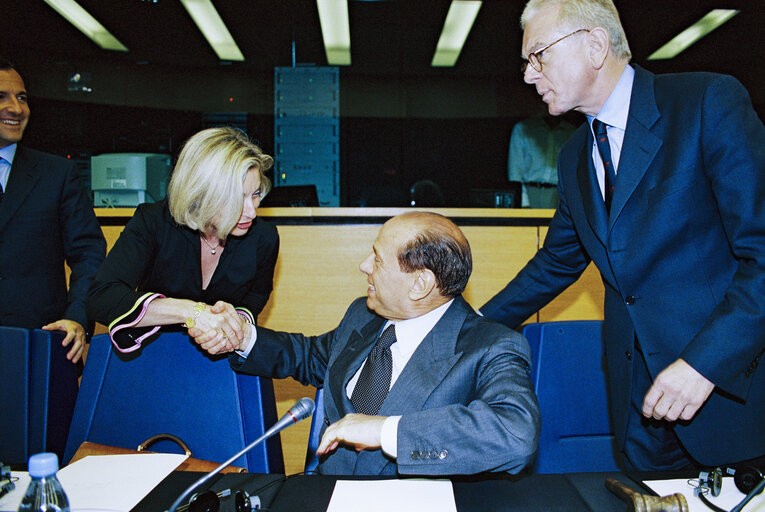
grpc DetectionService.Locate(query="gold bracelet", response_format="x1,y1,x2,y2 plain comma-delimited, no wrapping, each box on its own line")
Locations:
183,302,206,328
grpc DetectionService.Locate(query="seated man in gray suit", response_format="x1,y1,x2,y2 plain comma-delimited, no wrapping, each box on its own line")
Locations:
194,211,540,476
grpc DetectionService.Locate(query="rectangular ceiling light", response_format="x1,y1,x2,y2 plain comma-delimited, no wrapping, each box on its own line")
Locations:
179,0,244,61
317,0,351,65
648,9,738,60
431,1,482,67
43,0,127,51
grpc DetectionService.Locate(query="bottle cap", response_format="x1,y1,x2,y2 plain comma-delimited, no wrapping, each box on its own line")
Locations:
28,453,59,477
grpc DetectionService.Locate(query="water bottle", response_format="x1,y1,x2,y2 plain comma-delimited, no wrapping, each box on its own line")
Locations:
17,453,70,512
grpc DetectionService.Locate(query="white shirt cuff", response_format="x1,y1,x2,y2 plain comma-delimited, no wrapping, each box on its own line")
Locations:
235,324,258,358
380,415,401,459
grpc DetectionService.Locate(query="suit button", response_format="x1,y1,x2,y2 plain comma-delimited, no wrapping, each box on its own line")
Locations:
411,451,420,460
429,450,438,459
625,296,636,305
439,450,448,460
625,350,632,360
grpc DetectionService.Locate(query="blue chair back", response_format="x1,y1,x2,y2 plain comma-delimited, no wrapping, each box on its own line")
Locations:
0,327,79,465
304,387,325,472
64,332,283,473
523,321,619,473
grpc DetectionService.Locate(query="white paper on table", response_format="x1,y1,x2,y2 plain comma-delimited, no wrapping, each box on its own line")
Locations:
50,453,188,512
644,477,765,512
327,479,457,512
0,472,31,511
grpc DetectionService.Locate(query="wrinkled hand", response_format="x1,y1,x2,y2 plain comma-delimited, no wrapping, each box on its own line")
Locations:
42,319,86,363
316,413,385,455
190,316,251,355
188,301,244,348
642,358,714,421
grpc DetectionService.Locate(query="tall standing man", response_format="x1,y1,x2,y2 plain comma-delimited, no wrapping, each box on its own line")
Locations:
0,58,106,363
482,0,765,471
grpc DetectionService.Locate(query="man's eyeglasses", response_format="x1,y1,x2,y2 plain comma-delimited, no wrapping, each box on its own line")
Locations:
521,28,590,73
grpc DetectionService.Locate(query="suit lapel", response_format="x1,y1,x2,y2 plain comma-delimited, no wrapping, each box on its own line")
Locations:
326,315,385,421
379,300,465,417
609,65,662,230
576,133,608,244
354,298,468,475
0,146,42,233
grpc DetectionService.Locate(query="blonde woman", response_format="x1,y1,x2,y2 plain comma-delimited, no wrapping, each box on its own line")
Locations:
87,127,278,353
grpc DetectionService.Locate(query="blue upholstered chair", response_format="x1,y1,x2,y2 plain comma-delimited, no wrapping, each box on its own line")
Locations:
64,332,284,473
0,327,79,465
523,320,620,473
304,387,325,473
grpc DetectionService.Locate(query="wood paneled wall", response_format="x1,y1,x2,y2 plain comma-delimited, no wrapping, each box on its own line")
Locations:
92,207,604,474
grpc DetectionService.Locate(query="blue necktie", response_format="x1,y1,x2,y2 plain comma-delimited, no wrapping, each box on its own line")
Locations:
350,324,397,415
592,119,616,213
0,157,5,203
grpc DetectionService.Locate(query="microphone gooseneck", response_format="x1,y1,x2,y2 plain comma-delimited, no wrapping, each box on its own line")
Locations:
166,397,316,512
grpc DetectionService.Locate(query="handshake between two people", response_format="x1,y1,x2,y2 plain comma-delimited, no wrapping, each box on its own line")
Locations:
188,308,388,457
186,301,252,354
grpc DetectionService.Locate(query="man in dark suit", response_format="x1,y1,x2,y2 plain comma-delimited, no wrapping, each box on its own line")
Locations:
482,0,765,471
196,212,540,475
0,58,105,363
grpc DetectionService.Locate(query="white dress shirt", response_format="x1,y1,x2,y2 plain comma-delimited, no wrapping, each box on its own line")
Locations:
238,298,456,460
587,65,634,200
346,298,454,458
0,143,18,191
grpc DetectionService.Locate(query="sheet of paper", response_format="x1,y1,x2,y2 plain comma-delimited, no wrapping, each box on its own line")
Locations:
0,472,31,512
644,477,765,512
327,479,457,512
56,453,188,511
0,454,188,512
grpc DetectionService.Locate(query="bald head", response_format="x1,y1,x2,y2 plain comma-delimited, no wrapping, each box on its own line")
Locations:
392,212,472,298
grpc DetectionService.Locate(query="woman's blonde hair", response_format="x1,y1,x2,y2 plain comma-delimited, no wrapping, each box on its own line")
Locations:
168,127,273,239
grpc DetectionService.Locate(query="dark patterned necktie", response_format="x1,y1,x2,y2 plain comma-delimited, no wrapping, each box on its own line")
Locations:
350,324,397,415
592,119,616,212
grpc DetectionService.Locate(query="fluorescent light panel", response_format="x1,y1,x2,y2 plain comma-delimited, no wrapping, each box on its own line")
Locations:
43,0,127,51
431,1,482,67
179,0,244,61
317,0,351,65
648,9,738,60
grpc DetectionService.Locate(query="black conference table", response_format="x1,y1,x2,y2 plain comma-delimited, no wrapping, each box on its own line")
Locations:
133,470,682,511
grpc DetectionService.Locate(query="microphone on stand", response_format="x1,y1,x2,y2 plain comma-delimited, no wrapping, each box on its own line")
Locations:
166,397,316,512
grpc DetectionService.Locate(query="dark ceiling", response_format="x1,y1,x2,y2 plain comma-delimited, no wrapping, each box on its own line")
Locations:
2,0,764,104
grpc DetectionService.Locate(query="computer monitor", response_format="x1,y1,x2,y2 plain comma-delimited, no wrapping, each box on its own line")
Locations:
91,153,172,207
263,185,320,207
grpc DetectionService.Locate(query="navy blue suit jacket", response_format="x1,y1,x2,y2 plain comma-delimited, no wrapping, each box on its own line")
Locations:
232,296,540,476
482,66,765,466
0,146,105,331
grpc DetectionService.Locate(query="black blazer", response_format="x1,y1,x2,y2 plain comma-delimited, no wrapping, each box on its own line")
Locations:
87,199,279,326
0,145,105,331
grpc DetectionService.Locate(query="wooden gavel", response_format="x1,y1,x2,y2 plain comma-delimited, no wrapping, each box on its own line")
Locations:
606,478,689,512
